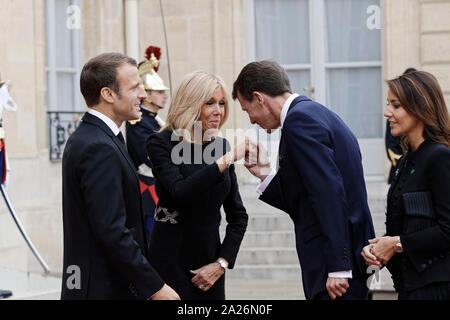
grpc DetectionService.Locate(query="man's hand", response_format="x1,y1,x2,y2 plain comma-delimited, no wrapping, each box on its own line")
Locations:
361,244,382,268
233,138,252,163
326,277,349,300
190,262,225,292
216,138,253,172
151,284,180,300
244,142,272,181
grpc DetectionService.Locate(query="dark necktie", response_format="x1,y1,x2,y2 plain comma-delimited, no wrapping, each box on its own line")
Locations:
117,132,125,145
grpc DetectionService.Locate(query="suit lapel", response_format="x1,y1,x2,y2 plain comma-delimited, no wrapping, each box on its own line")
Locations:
112,135,140,181
81,113,140,181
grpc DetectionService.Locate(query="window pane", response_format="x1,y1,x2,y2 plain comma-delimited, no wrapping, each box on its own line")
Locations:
255,0,310,64
326,68,382,139
325,0,381,62
56,72,75,111
287,70,312,98
55,0,74,68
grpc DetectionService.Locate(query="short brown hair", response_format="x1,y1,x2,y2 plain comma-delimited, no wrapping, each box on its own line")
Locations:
387,71,450,148
232,60,292,101
80,52,137,107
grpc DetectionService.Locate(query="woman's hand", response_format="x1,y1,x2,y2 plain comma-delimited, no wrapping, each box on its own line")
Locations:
361,244,382,268
216,138,255,172
369,237,398,265
190,262,225,292
233,138,253,163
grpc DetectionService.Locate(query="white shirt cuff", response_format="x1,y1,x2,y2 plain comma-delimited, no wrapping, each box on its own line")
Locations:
256,171,276,195
328,270,352,279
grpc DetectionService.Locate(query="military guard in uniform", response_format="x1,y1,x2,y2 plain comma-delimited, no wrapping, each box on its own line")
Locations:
126,46,169,243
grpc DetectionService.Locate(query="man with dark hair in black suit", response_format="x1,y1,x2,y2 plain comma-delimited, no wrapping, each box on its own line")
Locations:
61,52,179,300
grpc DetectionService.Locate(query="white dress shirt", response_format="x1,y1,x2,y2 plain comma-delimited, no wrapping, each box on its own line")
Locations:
256,93,298,195
87,108,121,136
255,93,352,279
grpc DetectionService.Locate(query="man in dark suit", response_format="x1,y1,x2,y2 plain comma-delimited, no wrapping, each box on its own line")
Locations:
61,52,179,300
233,60,375,300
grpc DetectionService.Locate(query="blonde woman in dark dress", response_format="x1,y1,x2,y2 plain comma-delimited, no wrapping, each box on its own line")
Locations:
146,71,249,300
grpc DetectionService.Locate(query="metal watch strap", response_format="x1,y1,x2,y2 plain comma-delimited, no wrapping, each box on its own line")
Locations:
216,258,227,270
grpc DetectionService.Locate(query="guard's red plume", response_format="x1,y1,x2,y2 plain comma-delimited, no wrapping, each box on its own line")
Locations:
145,46,162,72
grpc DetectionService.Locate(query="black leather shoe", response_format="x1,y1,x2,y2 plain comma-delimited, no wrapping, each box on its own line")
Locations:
0,290,13,299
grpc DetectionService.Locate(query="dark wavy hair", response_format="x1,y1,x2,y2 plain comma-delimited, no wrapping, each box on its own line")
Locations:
387,71,450,148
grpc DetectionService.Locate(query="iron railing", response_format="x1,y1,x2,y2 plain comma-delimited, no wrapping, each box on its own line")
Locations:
47,111,84,161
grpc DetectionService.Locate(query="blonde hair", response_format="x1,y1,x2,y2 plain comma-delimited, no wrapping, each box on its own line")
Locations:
161,71,229,142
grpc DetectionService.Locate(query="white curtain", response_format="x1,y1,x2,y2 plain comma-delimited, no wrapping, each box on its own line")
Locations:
325,0,381,63
255,0,310,64
255,0,311,96
325,0,382,139
327,68,382,138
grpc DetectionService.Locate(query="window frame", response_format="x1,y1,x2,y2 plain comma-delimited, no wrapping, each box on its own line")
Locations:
45,0,83,112
245,0,386,179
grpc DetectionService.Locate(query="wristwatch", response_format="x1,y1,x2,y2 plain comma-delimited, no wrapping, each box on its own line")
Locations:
216,258,228,271
395,236,403,253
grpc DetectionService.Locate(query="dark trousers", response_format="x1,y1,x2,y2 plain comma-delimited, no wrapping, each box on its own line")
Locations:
399,282,450,300
314,278,369,300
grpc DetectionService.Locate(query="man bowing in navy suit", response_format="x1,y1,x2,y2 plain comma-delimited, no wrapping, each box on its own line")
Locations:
233,60,375,300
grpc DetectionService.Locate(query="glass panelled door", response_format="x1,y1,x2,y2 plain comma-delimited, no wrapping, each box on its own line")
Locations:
323,0,383,177
255,0,312,98
250,0,384,178
252,0,312,176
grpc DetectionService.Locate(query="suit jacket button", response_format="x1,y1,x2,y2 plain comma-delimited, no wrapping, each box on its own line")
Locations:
129,284,138,297
421,263,427,269
428,260,433,265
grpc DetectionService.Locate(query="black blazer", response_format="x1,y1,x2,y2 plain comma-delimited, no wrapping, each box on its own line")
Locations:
61,112,164,300
385,120,403,184
386,140,450,292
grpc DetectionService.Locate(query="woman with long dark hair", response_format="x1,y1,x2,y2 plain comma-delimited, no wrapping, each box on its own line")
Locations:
362,70,450,300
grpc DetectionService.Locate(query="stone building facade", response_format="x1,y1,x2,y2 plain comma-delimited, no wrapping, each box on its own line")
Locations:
0,0,448,293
